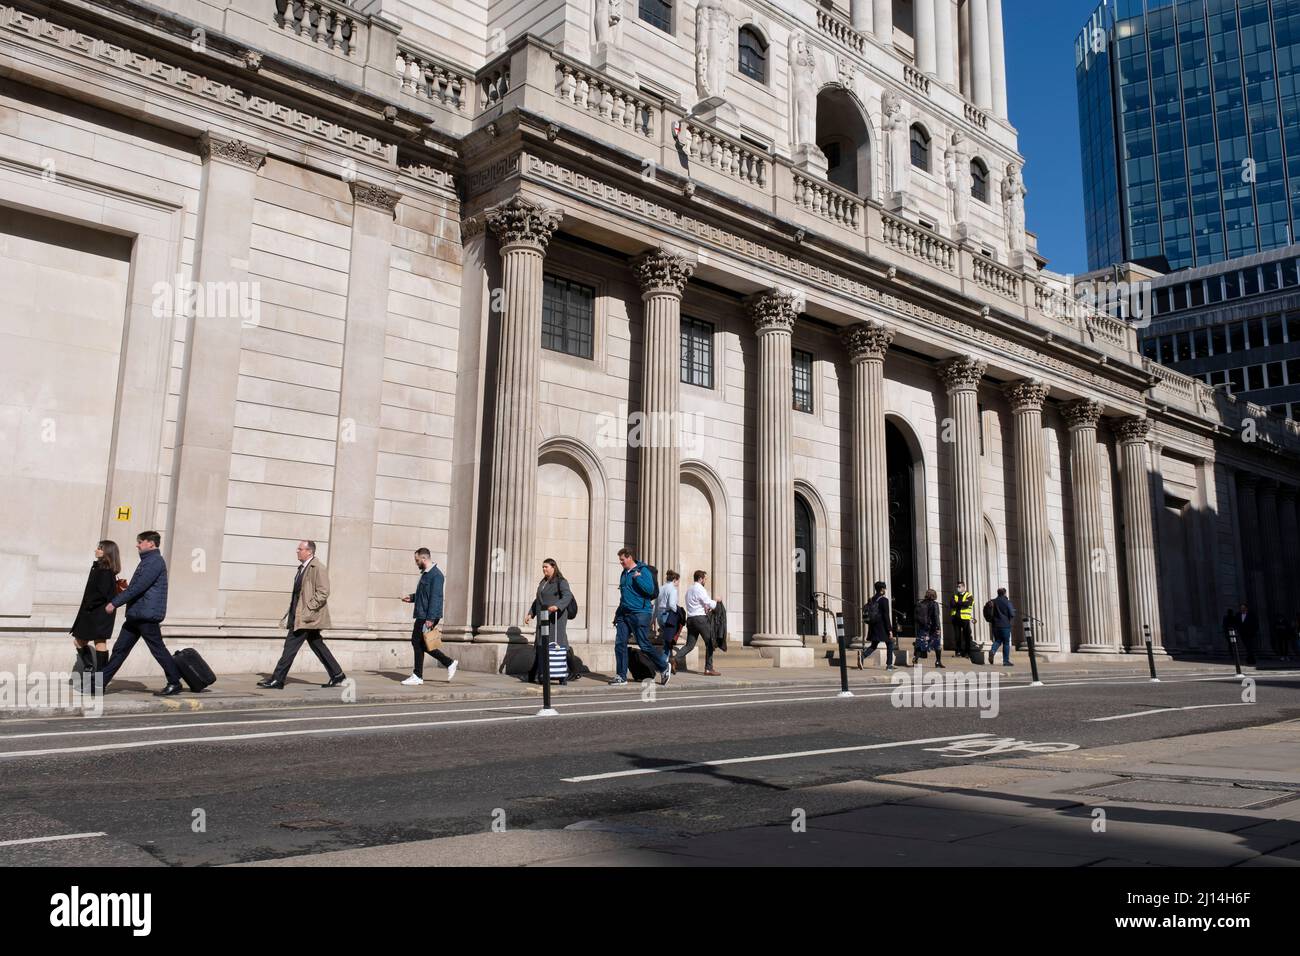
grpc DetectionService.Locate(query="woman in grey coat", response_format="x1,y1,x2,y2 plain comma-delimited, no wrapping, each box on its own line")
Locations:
525,558,574,682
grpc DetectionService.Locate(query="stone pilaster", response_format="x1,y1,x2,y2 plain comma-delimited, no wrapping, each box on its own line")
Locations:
326,181,401,627
1062,398,1113,653
478,197,563,642
938,355,987,652
749,290,802,651
1278,485,1300,620
632,248,695,577
168,133,267,624
1236,473,1268,634
1258,479,1287,637
1114,416,1162,653
843,321,894,636
1005,379,1055,651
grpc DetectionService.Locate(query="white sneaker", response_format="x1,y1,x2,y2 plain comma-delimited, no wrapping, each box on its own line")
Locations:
446,660,458,680
401,674,424,686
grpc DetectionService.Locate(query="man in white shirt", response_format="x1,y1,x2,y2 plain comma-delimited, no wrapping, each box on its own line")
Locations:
654,571,683,673
677,570,720,676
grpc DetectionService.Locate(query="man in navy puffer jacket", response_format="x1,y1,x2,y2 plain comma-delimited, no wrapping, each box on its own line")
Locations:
101,531,183,695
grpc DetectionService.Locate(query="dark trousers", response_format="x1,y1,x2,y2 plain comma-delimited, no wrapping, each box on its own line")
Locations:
953,619,972,655
102,619,181,686
411,620,453,676
865,635,896,667
659,615,682,659
271,628,342,683
676,616,714,670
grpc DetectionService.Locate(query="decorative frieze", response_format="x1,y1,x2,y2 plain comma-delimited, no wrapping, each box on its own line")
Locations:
484,196,563,250
841,321,894,362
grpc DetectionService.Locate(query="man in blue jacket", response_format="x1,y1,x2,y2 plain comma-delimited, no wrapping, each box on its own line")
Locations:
611,548,669,686
400,548,457,684
989,587,1017,666
100,531,183,695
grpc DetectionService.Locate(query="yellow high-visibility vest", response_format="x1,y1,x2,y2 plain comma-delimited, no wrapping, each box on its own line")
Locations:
951,591,974,621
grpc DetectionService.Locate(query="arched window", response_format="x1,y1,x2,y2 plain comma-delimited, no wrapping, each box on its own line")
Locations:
971,158,989,203
909,124,930,172
738,26,767,83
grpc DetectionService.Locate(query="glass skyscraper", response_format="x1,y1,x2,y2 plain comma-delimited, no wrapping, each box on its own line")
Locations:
1076,0,1300,272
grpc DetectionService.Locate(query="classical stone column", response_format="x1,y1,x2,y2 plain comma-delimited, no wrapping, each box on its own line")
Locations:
916,0,938,75
326,181,401,628
851,0,872,33
749,290,802,653
478,197,563,642
969,0,993,110
1063,399,1113,653
989,0,1008,119
1005,380,1055,651
1278,485,1300,620
873,0,892,43
168,133,266,625
1258,479,1287,640
935,0,956,87
632,248,695,577
843,321,895,635
1114,416,1163,653
1236,473,1269,640
938,356,987,652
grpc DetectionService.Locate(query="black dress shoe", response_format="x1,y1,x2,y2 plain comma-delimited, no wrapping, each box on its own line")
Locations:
256,678,284,689
159,683,183,696
321,673,347,688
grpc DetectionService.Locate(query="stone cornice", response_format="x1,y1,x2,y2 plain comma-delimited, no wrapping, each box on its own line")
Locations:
841,321,894,362
349,180,401,215
938,356,987,393
748,290,802,335
1062,399,1105,431
1004,378,1050,413
484,196,563,250
1112,415,1153,445
632,248,696,298
197,132,266,170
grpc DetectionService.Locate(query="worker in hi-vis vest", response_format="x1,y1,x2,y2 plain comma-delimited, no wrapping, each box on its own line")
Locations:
949,582,974,658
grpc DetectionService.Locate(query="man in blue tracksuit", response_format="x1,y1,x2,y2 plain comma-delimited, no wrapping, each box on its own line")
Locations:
100,530,183,695
611,548,670,686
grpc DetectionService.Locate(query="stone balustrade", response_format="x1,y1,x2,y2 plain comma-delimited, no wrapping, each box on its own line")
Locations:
904,64,931,95
793,173,861,230
964,101,989,131
679,119,767,185
396,47,469,112
556,60,656,137
881,211,956,272
272,0,358,55
972,253,1021,300
816,9,866,55
480,59,511,112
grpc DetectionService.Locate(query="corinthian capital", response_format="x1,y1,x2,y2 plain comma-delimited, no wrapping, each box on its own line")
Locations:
937,355,987,393
349,180,401,215
198,132,266,170
484,196,563,251
1112,415,1153,445
1004,378,1050,413
841,321,894,362
1061,398,1105,431
633,248,696,298
747,289,802,335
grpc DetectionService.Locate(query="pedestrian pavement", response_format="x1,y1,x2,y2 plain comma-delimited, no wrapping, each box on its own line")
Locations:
237,718,1300,867
5,654,1275,719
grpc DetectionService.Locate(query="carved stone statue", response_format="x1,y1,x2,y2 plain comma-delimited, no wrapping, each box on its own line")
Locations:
790,31,818,150
1003,162,1028,253
945,131,969,232
695,0,732,102
882,90,909,197
593,0,624,48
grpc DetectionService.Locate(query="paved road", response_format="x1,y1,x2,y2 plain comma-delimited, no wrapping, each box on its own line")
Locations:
1,669,1296,865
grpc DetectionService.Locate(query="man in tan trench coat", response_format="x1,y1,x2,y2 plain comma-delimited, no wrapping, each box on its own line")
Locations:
257,540,346,689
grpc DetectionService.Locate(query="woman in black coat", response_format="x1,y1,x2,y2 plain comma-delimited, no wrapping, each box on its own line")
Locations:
69,540,122,688
524,558,574,683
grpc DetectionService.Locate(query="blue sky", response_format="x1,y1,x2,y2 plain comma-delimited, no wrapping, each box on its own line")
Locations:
1005,0,1099,276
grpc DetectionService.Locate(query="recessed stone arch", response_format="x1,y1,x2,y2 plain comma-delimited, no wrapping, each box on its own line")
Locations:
536,436,608,642
884,413,931,622
794,478,832,637
679,460,730,604
815,84,876,200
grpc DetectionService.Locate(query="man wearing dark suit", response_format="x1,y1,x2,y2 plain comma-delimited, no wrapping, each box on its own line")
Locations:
258,540,345,689
1229,602,1259,666
863,580,896,670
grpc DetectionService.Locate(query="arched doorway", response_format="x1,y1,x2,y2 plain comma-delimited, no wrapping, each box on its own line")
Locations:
886,421,918,636
795,493,817,637
815,87,872,198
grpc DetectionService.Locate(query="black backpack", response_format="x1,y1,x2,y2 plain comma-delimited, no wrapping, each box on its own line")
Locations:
863,597,882,627
568,592,579,620
983,599,996,623
643,564,659,596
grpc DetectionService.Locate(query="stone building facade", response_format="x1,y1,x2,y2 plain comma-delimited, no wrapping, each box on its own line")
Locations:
1,0,1297,676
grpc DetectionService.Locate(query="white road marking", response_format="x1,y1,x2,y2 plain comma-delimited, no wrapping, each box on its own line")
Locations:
0,832,106,848
561,733,998,783
1089,702,1256,722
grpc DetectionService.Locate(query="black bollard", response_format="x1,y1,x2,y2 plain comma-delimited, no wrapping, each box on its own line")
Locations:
835,612,853,698
537,610,557,716
1143,623,1159,682
1024,618,1043,686
1227,626,1243,677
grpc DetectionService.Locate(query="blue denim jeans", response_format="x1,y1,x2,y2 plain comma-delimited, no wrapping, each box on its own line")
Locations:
990,626,1012,663
614,609,663,679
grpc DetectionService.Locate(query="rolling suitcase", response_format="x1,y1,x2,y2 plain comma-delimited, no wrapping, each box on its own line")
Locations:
544,643,568,684
173,647,216,691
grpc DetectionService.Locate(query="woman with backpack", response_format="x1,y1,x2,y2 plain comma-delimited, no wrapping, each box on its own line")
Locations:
914,589,944,667
525,558,574,683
